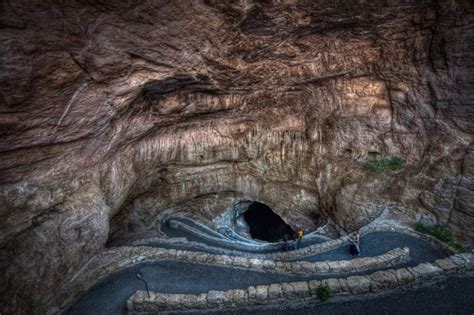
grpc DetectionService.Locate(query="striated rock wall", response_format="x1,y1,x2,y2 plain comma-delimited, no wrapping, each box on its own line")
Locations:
0,0,473,313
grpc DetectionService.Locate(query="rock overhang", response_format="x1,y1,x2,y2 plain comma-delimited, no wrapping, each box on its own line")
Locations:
0,1,473,313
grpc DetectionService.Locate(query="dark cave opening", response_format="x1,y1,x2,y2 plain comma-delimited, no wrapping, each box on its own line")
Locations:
243,202,294,242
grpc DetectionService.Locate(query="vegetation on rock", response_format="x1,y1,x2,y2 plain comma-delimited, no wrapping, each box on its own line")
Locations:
317,284,331,301
415,222,466,252
361,156,405,173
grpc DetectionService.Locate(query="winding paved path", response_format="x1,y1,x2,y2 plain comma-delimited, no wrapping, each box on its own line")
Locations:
177,274,474,315
66,232,449,315
153,218,325,253
299,232,444,263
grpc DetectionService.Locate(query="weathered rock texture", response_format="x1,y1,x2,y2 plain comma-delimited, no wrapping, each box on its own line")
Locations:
0,0,473,313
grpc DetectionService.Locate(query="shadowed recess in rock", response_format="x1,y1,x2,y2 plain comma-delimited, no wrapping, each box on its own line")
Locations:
243,202,294,242
1,1,474,314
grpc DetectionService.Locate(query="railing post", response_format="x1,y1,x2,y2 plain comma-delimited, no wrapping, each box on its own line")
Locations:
136,272,150,298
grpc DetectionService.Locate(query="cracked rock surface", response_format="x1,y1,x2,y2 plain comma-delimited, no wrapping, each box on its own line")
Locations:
0,1,473,314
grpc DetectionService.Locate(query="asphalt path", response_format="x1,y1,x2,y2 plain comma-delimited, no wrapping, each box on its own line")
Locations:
300,232,446,263
66,232,448,315
66,260,310,315
160,221,321,253
174,274,474,315
153,224,448,264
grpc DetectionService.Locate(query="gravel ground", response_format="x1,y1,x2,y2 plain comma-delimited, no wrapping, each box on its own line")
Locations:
66,232,449,315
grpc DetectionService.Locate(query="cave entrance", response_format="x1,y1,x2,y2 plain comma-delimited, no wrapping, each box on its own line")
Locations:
243,202,294,242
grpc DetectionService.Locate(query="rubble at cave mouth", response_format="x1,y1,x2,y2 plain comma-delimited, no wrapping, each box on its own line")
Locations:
243,202,295,242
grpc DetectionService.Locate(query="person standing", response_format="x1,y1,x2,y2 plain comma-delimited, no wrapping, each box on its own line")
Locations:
281,234,291,251
295,229,304,250
349,231,360,256
225,228,236,239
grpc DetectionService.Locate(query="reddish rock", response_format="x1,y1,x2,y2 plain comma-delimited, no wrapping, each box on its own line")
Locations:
0,1,473,314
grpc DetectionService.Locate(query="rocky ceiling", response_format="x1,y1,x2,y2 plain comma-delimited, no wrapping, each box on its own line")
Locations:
0,0,473,313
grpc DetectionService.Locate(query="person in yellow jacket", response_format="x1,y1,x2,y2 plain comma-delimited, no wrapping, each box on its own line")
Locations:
295,229,304,249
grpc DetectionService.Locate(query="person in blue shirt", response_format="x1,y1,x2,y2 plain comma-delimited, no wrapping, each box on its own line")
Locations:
281,234,291,251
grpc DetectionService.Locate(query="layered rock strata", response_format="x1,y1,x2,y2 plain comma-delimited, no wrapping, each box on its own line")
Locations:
1,0,473,313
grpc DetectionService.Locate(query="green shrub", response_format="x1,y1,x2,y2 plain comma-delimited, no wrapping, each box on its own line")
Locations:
415,222,453,243
361,156,405,173
452,241,466,252
415,222,431,234
415,222,466,252
317,284,331,302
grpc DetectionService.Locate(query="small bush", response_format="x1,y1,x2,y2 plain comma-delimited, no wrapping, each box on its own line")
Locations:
415,222,454,243
415,222,466,252
317,284,331,302
452,241,466,252
361,156,405,173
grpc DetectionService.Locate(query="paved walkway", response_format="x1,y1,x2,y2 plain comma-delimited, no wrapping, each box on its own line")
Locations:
179,274,474,315
158,218,324,253
67,261,309,315
66,232,448,315
300,232,445,263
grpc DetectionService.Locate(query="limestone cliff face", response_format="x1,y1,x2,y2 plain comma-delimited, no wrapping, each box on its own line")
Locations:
0,0,473,313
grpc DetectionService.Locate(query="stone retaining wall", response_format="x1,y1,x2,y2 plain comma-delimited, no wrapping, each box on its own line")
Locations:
123,224,457,260
166,217,330,249
171,247,410,275
48,247,409,314
47,225,457,314
127,253,474,312
82,245,411,279
168,218,262,244
267,225,457,260
167,219,277,251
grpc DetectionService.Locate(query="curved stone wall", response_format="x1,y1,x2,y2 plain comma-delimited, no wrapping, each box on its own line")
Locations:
47,226,450,313
126,253,474,312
